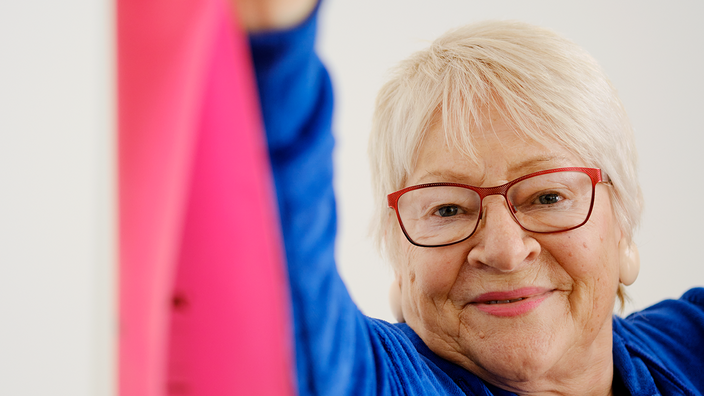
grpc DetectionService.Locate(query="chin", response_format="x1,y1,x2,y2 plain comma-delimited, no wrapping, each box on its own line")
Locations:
473,327,567,373
476,338,568,383
450,300,578,384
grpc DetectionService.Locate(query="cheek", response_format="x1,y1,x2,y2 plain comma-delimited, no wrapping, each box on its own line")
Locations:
589,190,623,280
400,243,467,299
398,243,469,337
548,221,621,291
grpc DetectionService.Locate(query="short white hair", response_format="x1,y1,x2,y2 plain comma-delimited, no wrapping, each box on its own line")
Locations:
368,21,642,302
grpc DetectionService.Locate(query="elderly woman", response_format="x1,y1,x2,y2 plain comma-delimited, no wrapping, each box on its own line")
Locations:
243,1,704,395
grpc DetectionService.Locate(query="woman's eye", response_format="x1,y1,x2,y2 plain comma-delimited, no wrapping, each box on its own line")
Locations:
537,193,562,205
436,206,460,217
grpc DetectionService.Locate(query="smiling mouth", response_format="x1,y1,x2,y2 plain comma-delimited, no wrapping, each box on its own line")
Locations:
482,297,528,304
471,288,553,316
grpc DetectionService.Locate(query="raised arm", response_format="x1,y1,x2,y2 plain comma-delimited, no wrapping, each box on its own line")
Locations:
238,3,458,395
241,2,379,395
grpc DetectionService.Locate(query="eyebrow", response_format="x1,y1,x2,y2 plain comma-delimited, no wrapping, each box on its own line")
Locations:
508,155,574,172
413,155,576,185
416,170,472,184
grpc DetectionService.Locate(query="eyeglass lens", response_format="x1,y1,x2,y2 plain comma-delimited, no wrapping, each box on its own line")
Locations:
397,171,594,246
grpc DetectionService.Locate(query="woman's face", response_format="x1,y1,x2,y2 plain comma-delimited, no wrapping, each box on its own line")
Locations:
395,115,623,391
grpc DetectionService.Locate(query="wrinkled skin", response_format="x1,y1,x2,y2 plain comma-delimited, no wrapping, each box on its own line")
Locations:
395,115,623,395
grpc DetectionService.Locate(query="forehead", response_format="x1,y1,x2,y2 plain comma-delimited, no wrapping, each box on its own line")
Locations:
410,116,583,186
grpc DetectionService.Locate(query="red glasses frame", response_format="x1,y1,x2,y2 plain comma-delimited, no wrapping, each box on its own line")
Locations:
387,167,610,247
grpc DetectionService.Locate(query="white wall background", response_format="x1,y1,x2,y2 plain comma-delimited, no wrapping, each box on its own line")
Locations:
318,0,704,321
1,1,703,395
0,1,114,395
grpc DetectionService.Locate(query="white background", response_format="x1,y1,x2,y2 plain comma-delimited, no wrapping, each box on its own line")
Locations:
0,1,114,395
1,0,703,395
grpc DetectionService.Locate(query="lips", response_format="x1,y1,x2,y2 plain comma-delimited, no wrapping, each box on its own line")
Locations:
483,297,528,304
471,287,553,317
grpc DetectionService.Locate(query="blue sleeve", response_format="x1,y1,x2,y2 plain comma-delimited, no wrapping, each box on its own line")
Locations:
247,5,490,396
248,5,379,395
614,287,704,394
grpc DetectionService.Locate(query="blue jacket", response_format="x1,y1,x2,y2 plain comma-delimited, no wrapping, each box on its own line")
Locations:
249,5,704,396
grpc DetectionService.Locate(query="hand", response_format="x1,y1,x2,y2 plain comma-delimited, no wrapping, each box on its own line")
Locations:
231,0,318,32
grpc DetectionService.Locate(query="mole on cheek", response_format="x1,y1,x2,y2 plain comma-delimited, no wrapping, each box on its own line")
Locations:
410,271,416,283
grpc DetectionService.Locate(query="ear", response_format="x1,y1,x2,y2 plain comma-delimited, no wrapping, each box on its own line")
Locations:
618,238,640,286
389,275,405,323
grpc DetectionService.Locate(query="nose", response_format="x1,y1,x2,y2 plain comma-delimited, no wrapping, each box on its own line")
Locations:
466,196,541,272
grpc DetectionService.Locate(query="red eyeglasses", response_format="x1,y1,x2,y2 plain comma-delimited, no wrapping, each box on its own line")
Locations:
387,167,609,247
